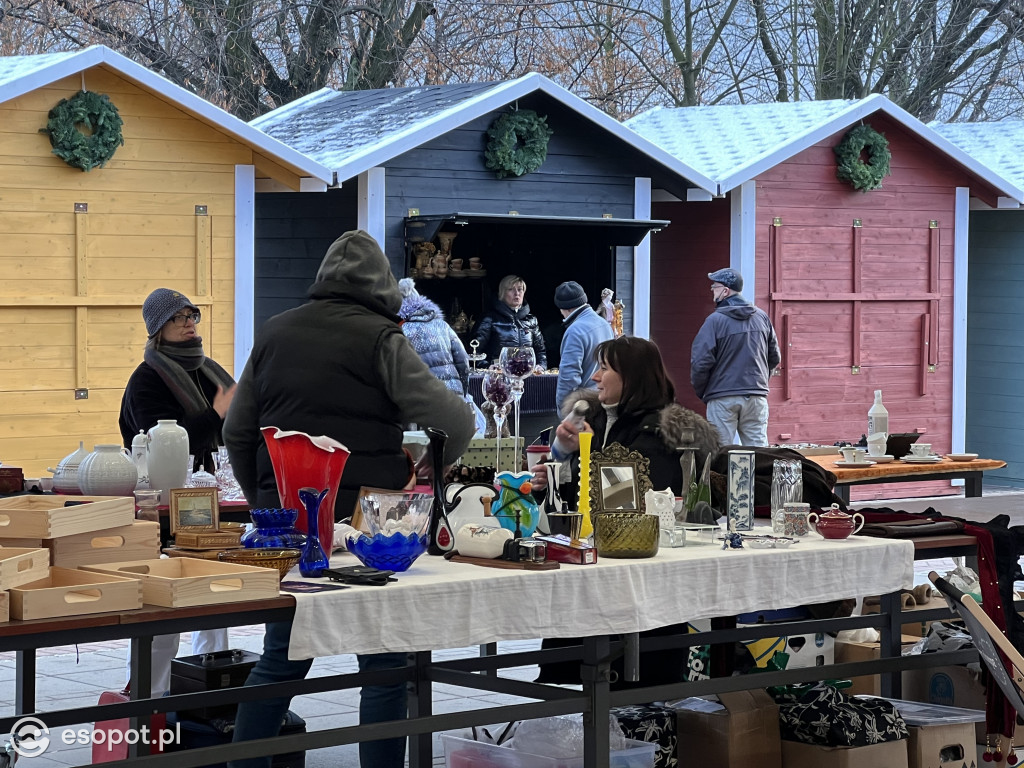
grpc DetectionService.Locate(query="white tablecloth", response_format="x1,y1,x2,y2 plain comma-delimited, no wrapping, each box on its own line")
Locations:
285,530,914,660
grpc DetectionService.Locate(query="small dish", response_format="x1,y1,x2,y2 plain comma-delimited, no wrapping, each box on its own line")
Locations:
867,455,895,463
903,455,943,463
833,460,876,468
945,453,978,462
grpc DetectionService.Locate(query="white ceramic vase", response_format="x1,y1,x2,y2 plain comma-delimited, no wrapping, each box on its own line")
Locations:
77,445,138,497
147,419,189,505
49,441,89,494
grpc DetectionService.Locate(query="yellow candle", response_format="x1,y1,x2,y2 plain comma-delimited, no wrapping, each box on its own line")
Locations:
578,432,593,538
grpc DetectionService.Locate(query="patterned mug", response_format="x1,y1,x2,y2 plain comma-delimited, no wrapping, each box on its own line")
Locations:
782,502,811,537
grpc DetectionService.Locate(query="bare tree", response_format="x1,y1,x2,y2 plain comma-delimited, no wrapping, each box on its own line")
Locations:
2,0,437,120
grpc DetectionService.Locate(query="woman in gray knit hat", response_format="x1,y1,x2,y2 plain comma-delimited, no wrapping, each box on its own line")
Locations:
117,288,237,694
118,288,236,474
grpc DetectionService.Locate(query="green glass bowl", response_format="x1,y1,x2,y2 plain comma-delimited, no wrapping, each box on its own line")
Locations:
593,513,660,559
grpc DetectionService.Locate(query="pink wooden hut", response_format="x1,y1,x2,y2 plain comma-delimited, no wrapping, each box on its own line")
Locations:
628,96,1022,499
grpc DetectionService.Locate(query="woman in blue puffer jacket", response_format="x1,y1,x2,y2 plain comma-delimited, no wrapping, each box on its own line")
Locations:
398,278,470,395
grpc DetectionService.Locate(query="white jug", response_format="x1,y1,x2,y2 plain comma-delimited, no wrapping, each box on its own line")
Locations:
146,419,189,505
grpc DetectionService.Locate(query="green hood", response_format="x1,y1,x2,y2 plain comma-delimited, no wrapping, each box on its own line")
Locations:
307,230,402,319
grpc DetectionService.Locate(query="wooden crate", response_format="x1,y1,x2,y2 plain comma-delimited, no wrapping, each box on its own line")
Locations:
0,590,8,623
81,558,279,608
0,496,134,539
0,548,50,589
44,522,160,568
9,567,142,620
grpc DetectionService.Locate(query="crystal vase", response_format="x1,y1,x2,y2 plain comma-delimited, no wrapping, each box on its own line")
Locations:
260,427,350,554
298,488,330,577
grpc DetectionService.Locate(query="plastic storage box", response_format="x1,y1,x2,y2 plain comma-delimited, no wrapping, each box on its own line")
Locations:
442,734,656,768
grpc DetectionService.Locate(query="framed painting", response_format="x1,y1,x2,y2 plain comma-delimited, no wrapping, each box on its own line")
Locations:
169,488,220,534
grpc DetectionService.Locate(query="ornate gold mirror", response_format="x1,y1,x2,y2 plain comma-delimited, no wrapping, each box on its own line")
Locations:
588,442,653,514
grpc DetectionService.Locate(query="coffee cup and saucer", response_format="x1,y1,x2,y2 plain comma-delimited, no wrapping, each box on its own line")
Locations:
834,447,875,467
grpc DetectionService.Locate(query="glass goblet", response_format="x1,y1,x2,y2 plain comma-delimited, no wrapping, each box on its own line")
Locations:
499,346,536,463
482,368,513,473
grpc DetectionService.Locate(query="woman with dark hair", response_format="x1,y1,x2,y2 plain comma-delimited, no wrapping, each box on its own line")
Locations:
532,336,720,688
540,335,720,503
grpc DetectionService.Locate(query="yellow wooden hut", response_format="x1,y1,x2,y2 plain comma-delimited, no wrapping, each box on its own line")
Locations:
0,46,332,476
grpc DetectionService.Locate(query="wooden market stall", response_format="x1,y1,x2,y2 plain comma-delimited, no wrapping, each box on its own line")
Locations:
0,46,332,476
249,74,716,367
932,120,1024,489
628,96,1023,499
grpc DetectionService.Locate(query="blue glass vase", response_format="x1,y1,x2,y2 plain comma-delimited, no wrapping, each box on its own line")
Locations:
242,508,307,549
298,487,330,577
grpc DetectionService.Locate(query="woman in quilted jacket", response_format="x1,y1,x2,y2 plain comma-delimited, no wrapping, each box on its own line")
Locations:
398,278,470,395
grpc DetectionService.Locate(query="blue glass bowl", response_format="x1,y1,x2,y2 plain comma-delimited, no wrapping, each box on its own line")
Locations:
348,532,429,572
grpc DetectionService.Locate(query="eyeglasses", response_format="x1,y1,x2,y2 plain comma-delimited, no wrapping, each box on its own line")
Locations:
169,311,201,326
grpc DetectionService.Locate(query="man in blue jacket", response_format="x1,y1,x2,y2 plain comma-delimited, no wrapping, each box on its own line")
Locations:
691,268,781,446
553,281,613,411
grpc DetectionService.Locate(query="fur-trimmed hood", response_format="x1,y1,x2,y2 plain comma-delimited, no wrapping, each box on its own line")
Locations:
560,388,721,456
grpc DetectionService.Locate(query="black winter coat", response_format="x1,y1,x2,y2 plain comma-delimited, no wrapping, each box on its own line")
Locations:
472,299,547,368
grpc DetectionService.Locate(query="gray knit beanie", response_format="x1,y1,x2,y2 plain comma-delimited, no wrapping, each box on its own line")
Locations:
554,281,588,309
143,288,198,337
707,268,743,292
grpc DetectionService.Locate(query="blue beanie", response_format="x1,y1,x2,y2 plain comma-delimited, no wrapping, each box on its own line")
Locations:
143,288,197,337
708,268,743,292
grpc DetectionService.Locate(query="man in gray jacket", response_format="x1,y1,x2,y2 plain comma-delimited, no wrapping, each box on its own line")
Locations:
553,281,613,410
691,268,780,446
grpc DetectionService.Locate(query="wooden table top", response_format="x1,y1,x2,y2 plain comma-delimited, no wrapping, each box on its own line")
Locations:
808,454,1006,482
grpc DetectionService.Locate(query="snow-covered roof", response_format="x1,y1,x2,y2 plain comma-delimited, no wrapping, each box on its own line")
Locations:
0,45,333,186
627,94,1024,201
252,72,717,194
932,121,1024,193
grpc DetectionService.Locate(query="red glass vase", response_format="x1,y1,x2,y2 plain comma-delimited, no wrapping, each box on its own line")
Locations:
260,427,349,553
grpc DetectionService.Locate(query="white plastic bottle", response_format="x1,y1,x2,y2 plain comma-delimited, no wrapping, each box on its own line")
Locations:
868,390,889,436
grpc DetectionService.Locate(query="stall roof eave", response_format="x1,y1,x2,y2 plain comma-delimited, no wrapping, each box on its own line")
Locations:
0,45,334,189
628,93,1024,203
253,73,717,197
405,212,670,247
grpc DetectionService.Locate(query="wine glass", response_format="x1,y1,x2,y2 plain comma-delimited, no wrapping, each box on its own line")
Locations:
499,346,536,463
482,368,513,473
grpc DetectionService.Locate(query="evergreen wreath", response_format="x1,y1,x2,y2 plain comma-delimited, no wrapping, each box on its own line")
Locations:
484,110,553,179
834,124,891,192
40,91,124,172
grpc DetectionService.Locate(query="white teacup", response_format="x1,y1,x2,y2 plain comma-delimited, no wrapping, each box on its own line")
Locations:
840,447,866,463
910,443,932,458
867,442,887,457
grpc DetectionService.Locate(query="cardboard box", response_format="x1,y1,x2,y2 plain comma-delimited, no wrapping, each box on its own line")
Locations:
864,596,947,637
901,666,987,743
742,631,835,669
907,723,976,768
675,689,782,768
782,738,908,768
441,734,656,768
834,635,921,696
460,437,524,470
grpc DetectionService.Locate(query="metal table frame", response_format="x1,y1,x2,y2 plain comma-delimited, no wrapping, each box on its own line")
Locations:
0,536,978,768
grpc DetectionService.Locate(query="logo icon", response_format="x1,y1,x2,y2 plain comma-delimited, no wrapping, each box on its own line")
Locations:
11,716,49,757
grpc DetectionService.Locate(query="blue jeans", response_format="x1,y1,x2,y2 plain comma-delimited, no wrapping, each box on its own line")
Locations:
228,620,408,768
706,395,769,446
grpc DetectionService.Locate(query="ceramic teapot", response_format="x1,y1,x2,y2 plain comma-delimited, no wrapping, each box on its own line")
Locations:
808,504,865,540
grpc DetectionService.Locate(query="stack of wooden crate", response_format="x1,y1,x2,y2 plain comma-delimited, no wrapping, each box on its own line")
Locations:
0,495,278,621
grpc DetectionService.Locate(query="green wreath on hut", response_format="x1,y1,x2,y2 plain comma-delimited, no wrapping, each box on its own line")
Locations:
40,91,124,172
834,124,891,192
484,110,554,179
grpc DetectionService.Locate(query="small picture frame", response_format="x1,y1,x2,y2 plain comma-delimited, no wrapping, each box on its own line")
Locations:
169,488,220,534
